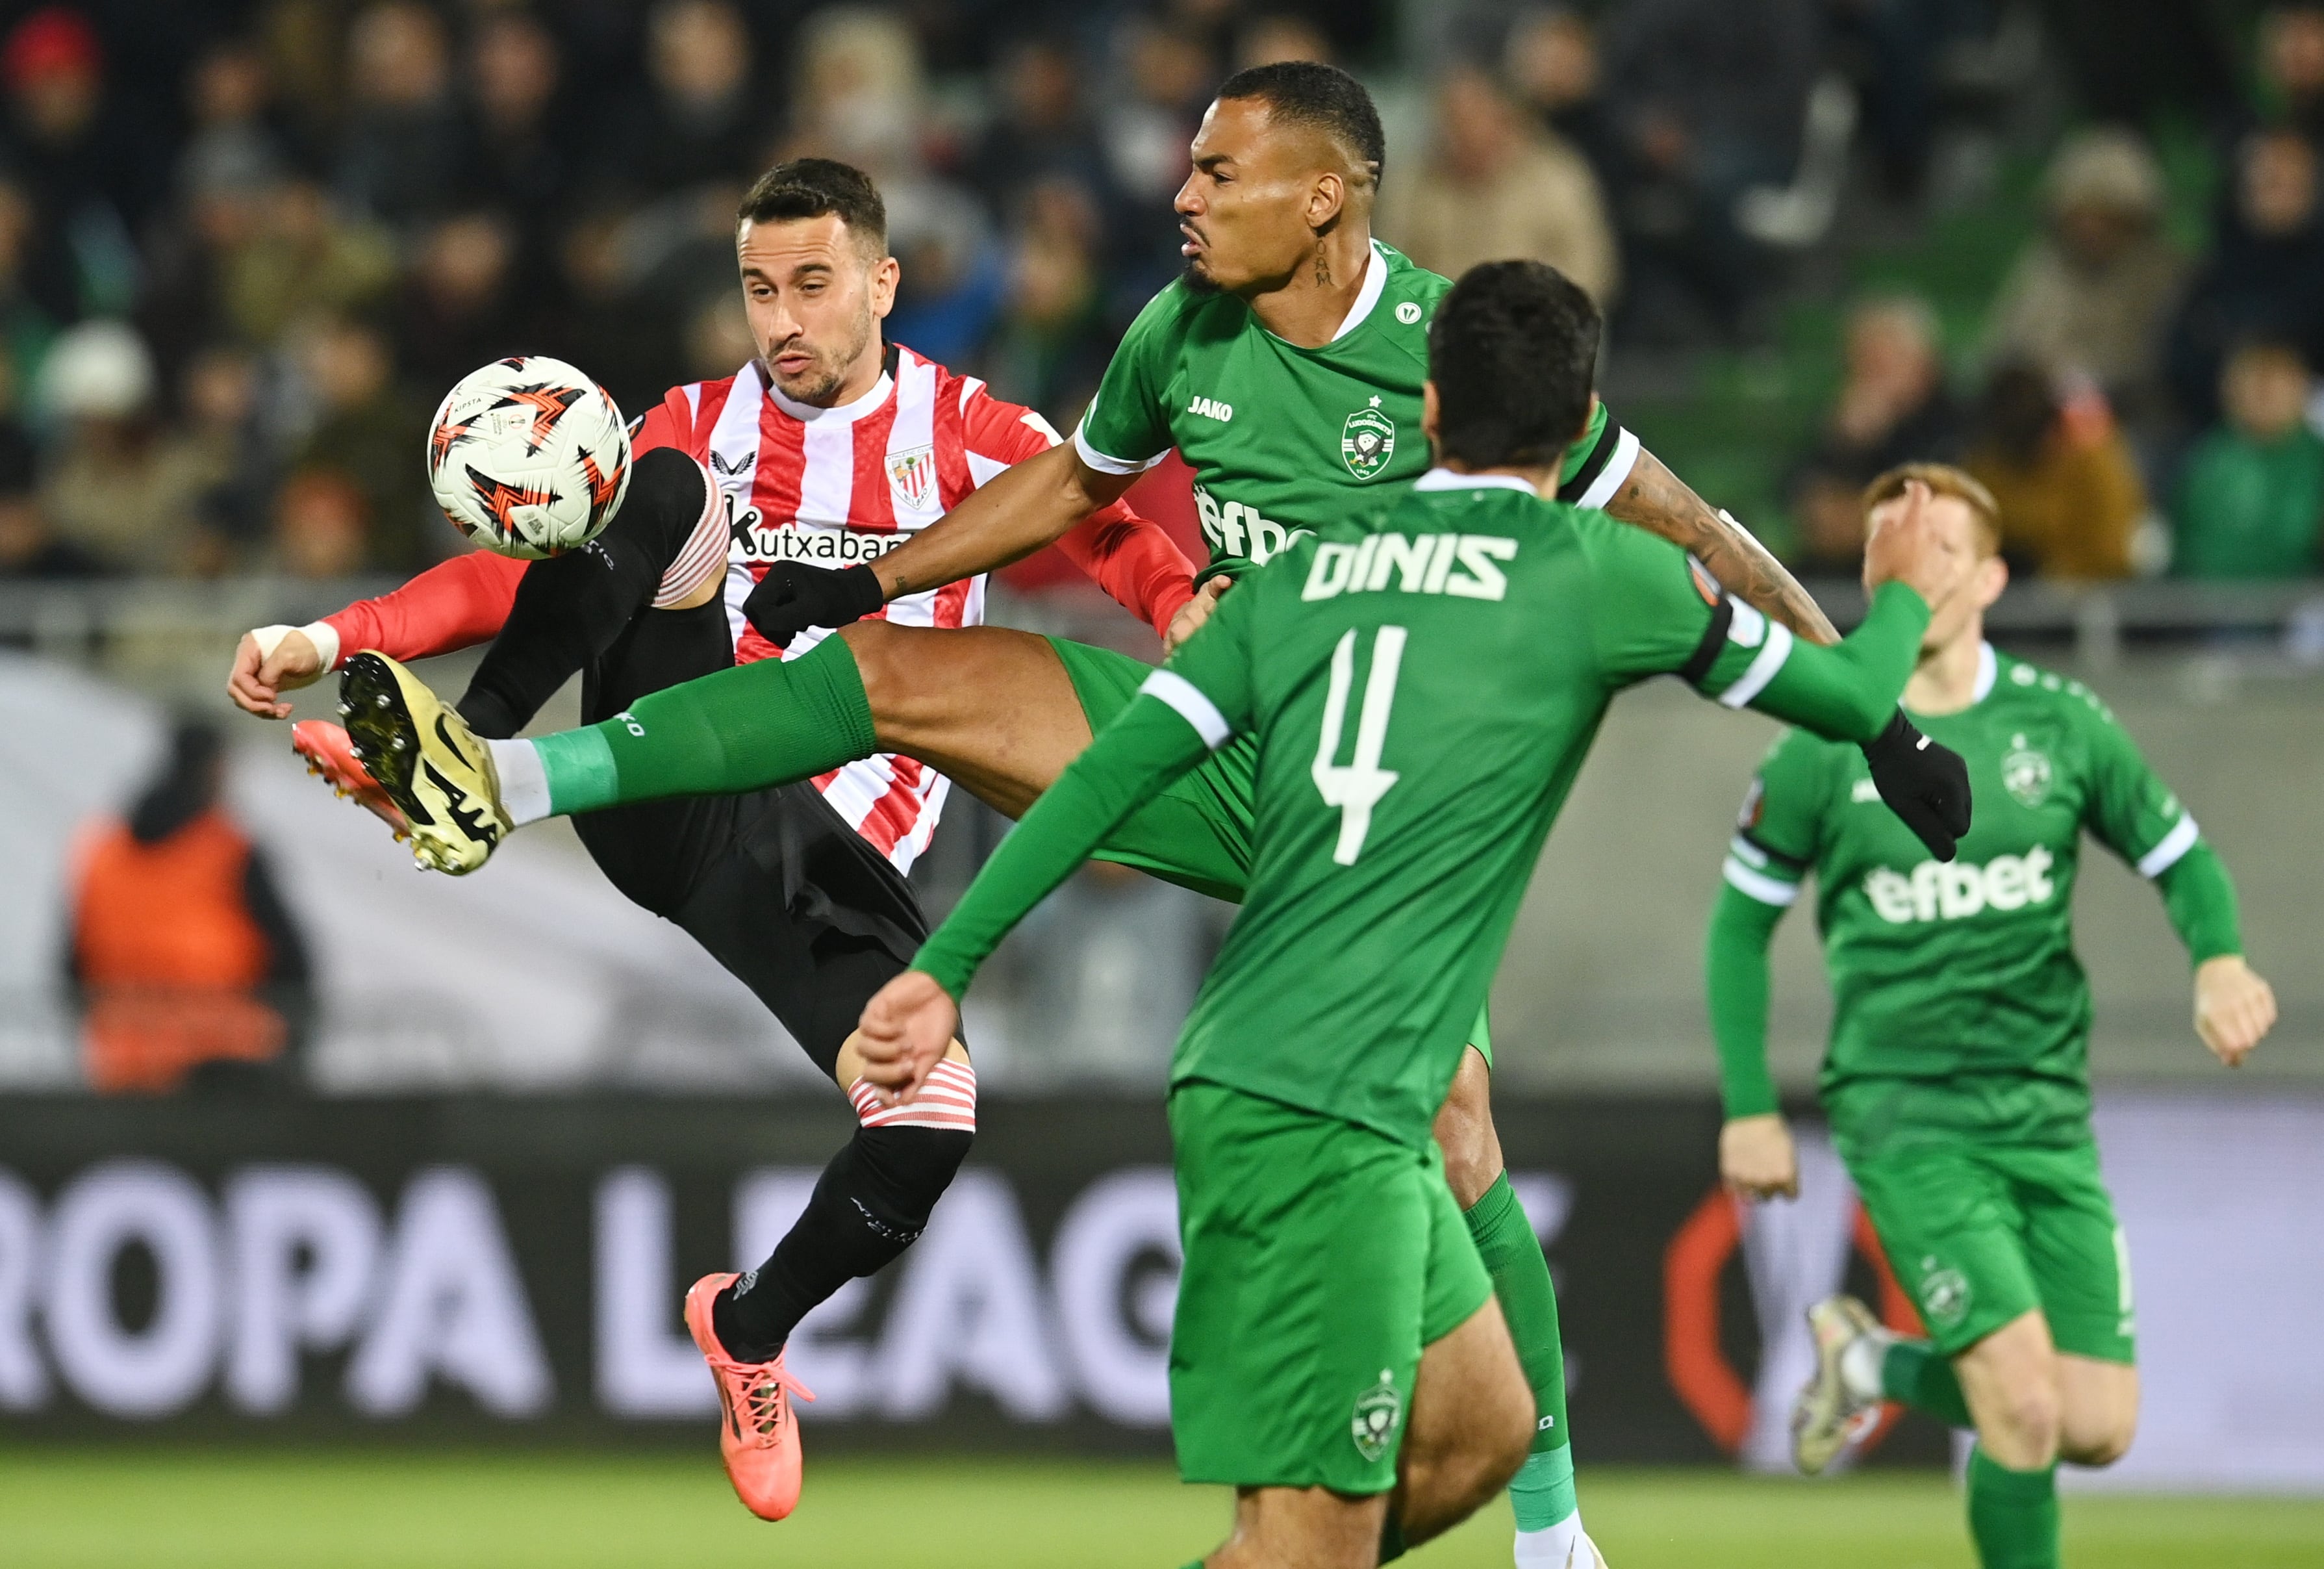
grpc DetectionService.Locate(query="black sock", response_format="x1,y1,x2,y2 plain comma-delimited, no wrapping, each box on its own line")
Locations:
718,1121,972,1362
456,446,707,737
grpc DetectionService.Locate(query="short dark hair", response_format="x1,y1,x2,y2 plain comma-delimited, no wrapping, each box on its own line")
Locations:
737,157,888,253
1215,60,1385,187
1428,261,1600,470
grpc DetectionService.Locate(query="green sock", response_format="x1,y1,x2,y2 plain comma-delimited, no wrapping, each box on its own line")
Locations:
1880,1337,1973,1427
533,637,878,817
1463,1173,1577,1530
1966,1448,2060,1569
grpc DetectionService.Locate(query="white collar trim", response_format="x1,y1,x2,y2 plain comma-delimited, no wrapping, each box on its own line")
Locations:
760,358,895,424
1412,467,1537,494
1328,242,1390,343
1973,641,1997,703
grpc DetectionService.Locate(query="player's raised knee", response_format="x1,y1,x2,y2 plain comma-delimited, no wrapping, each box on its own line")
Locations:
2061,1405,2136,1468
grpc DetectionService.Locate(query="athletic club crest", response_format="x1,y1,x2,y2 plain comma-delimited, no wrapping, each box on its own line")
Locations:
1341,397,1396,481
887,443,938,511
1350,1372,1403,1462
2001,733,2052,809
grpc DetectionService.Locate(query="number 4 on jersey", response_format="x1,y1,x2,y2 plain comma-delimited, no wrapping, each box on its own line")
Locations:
1313,626,1406,864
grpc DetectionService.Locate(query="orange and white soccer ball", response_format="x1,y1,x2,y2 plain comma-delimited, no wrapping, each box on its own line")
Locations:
425,355,631,559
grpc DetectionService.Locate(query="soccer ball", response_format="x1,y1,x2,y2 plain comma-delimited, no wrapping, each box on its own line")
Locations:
425,355,631,559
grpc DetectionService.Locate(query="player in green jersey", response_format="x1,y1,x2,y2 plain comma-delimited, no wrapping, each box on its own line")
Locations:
331,68,1964,1566
842,261,1968,1569
1702,463,2279,1569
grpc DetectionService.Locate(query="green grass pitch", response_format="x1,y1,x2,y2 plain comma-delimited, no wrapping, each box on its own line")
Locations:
8,1451,2323,1568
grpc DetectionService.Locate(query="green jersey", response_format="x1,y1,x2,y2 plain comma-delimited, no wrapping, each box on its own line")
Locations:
1072,242,1631,579
916,471,1934,1148
1723,645,2225,1140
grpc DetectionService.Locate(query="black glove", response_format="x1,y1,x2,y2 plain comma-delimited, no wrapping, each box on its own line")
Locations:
1862,709,1973,861
742,561,886,649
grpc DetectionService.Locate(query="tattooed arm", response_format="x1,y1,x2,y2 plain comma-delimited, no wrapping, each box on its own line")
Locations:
1605,446,1841,647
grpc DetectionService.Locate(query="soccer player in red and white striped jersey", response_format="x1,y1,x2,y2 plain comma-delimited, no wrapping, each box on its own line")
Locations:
227,159,1191,1523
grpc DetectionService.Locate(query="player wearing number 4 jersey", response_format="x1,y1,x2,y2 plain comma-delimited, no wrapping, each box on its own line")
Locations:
1706,465,2278,1569
316,69,1961,1563
850,261,1971,1569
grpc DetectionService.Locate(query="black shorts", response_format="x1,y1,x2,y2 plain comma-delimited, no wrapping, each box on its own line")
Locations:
657,781,931,1081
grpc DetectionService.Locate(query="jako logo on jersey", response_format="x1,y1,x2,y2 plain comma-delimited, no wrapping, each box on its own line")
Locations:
1864,847,2056,923
1302,533,1518,602
1194,484,1309,564
1185,395,1233,422
720,491,909,567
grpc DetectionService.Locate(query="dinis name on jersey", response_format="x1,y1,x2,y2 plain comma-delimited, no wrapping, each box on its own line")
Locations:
1864,846,2056,924
1303,532,1519,603
720,491,911,567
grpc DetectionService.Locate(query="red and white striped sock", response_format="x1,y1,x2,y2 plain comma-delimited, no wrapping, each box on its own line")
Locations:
846,1057,977,1133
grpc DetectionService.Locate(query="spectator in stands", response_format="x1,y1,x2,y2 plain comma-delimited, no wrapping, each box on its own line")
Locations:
1099,18,1215,302
1602,0,1818,342
1381,64,1618,307
1981,128,2185,429
984,177,1111,425
1965,360,2147,580
334,2,466,234
2167,128,2324,427
0,416,94,578
1786,294,1963,574
1234,14,1333,71
393,210,525,394
0,6,145,319
220,177,396,351
66,719,311,1094
611,0,768,199
0,180,58,387
1504,6,1620,198
2258,4,2324,147
174,345,270,550
292,317,433,570
272,465,371,578
175,40,284,216
36,320,215,574
459,10,570,262
965,37,1113,227
2174,340,2324,578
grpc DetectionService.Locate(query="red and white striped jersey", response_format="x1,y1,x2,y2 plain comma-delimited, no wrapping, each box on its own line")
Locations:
633,346,1096,874
321,344,1194,880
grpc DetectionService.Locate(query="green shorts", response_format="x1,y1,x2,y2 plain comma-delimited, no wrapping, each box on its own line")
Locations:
1839,1125,2134,1364
1053,636,1495,1065
1165,1080,1495,1494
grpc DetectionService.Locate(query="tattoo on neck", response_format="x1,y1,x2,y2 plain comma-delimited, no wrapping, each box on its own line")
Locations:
1315,253,1332,288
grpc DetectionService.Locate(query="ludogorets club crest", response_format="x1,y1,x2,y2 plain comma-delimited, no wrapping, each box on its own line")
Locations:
1341,396,1396,481
2001,733,2052,809
1350,1371,1404,1462
1918,1257,1973,1327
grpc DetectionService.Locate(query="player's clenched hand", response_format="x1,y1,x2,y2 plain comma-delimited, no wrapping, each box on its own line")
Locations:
855,970,960,1104
743,561,886,649
228,628,325,719
1862,712,1972,861
1720,1114,1800,1202
2194,955,2276,1067
1163,576,1232,654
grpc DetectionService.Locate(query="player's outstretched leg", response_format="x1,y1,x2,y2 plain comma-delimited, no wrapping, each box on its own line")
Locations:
338,652,512,873
1434,1041,1604,1568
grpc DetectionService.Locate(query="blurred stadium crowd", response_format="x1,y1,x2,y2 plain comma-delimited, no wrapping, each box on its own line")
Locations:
0,0,2319,594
